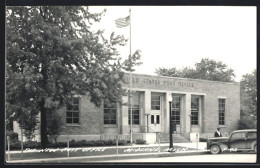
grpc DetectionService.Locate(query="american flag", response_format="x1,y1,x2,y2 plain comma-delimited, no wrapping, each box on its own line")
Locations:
115,16,130,28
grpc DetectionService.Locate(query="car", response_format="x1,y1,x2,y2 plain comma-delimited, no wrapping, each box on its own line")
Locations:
207,129,257,154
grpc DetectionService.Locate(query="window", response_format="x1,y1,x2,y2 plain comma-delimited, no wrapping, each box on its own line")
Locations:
151,115,160,124
218,99,225,125
128,92,140,125
151,115,154,124
191,97,199,125
66,97,80,124
231,132,246,139
156,115,160,124
104,102,117,124
151,95,160,110
247,132,257,138
171,96,181,125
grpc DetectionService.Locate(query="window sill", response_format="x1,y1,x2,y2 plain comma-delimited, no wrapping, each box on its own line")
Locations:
219,125,226,128
128,125,140,127
66,124,81,127
191,125,200,127
104,124,117,128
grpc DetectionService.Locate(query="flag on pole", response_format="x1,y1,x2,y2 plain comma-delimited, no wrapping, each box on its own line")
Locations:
115,16,130,28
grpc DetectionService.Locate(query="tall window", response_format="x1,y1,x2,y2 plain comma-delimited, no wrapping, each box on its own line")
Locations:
151,95,160,110
128,92,140,125
218,99,225,125
104,102,117,124
66,97,80,124
172,96,181,125
191,97,199,125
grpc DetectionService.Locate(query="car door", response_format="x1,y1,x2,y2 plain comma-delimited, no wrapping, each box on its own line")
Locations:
229,132,247,149
246,132,257,149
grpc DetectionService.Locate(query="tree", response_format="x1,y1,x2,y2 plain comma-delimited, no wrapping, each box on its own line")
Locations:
6,61,40,141
6,6,141,148
46,109,62,143
238,69,256,129
154,67,179,77
155,58,235,82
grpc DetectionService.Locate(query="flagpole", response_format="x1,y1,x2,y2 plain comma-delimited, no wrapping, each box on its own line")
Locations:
129,8,133,144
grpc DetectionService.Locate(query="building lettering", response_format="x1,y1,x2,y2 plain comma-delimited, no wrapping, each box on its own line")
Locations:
124,77,194,88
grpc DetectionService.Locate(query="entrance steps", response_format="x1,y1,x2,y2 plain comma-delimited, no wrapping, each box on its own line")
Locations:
159,133,190,143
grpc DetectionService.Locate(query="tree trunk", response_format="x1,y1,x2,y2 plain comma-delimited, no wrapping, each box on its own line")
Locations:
39,98,48,149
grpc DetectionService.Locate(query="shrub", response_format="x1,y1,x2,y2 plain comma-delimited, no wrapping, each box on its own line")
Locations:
118,140,127,145
95,140,105,146
237,119,256,130
199,138,208,142
85,141,95,146
69,139,78,147
48,142,67,148
24,141,41,149
6,131,18,143
78,140,87,146
6,141,41,150
135,139,146,144
7,141,21,150
6,139,128,150
104,140,116,146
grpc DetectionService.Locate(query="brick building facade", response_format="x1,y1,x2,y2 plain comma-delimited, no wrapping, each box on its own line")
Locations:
14,73,240,143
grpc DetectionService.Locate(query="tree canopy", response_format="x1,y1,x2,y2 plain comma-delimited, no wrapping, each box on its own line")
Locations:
155,58,236,82
6,6,141,147
238,69,256,129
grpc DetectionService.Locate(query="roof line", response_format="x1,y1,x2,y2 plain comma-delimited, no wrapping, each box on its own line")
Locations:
123,72,240,85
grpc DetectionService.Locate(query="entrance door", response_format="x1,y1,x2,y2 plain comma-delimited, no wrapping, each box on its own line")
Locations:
150,114,161,132
150,94,162,132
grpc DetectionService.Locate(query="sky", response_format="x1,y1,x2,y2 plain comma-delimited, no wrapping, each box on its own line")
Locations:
89,6,256,82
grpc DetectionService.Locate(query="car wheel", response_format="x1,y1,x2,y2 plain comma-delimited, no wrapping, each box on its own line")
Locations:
210,145,221,154
254,145,257,153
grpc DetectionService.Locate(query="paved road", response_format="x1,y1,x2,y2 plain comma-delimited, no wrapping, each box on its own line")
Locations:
94,153,256,163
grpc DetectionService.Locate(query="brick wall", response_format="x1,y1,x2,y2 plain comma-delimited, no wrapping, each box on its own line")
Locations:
57,73,240,138
57,94,104,136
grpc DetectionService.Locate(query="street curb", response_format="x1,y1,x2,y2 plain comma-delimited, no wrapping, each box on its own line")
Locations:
6,150,210,163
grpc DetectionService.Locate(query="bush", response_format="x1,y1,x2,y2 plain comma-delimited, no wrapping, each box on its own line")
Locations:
104,140,116,145
118,140,127,145
6,139,128,150
237,119,256,130
95,140,105,146
85,141,95,146
55,142,67,148
6,131,18,143
24,141,41,148
7,141,21,150
78,140,87,146
69,139,78,147
135,139,146,144
6,141,41,150
199,138,208,142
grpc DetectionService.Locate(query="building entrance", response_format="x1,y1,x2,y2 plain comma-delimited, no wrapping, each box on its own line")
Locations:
150,94,162,132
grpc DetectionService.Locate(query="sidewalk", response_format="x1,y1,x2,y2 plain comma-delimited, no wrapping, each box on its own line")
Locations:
6,142,209,163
